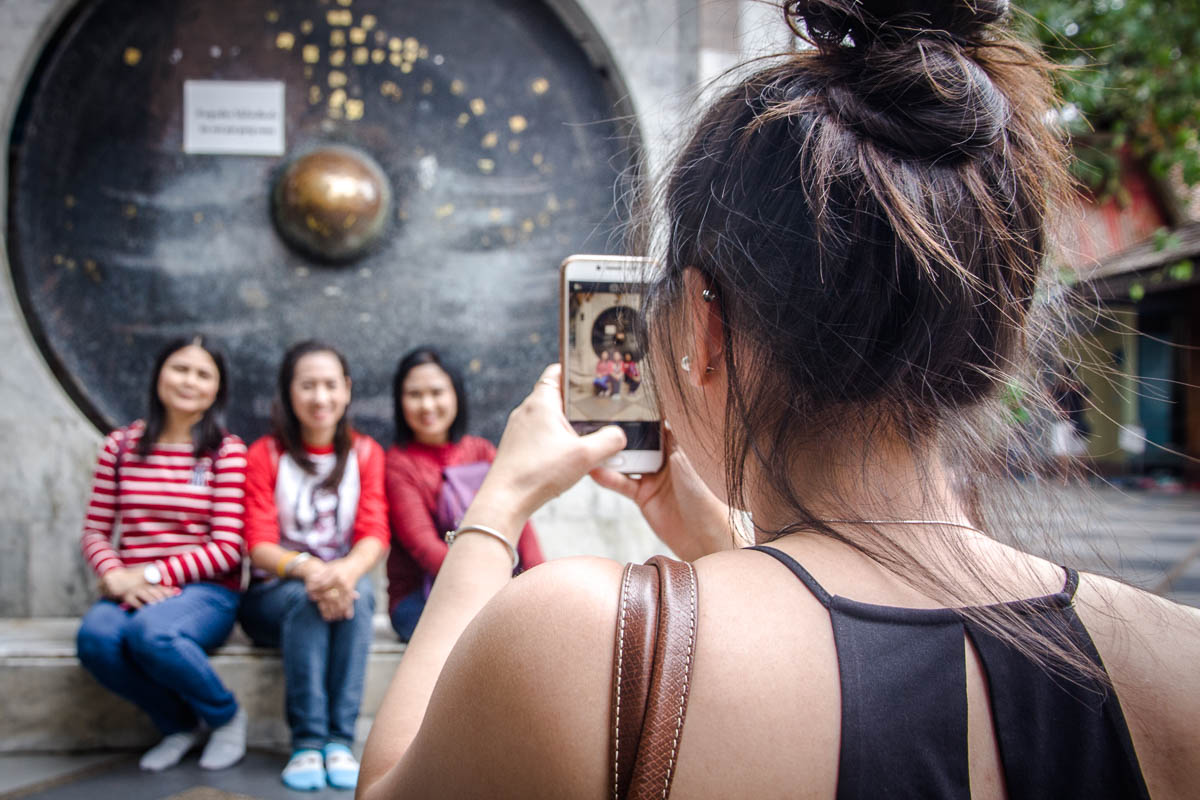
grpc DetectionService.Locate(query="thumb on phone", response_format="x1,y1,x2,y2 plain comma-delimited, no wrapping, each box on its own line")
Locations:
578,424,626,467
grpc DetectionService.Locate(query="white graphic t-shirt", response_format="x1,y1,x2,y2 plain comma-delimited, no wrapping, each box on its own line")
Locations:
275,448,361,562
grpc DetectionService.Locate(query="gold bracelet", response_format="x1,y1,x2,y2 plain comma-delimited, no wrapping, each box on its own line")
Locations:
445,524,519,570
276,551,299,578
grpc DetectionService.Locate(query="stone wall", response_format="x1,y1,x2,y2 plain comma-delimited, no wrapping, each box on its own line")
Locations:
0,0,786,617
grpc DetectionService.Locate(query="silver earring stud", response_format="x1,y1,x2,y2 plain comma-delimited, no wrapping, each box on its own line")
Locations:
702,288,716,303
680,355,691,372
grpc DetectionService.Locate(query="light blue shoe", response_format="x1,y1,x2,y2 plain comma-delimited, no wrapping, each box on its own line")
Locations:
324,742,360,790
281,748,325,791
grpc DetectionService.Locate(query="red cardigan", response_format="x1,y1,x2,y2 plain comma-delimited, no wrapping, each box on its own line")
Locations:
384,435,545,611
243,432,390,555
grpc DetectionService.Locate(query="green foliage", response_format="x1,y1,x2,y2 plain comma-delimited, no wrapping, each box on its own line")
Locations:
1019,0,1200,196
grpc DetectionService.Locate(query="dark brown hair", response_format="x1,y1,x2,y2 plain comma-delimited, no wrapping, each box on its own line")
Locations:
643,0,1091,676
139,335,229,459
271,340,354,493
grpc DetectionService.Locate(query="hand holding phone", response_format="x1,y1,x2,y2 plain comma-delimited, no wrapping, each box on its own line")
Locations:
559,255,663,474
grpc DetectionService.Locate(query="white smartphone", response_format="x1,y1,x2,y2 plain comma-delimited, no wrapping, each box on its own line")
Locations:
560,255,664,474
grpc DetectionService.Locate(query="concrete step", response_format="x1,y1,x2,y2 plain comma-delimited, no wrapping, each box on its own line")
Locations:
0,616,405,753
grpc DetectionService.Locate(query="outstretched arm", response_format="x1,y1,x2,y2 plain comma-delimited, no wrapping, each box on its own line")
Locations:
358,365,625,798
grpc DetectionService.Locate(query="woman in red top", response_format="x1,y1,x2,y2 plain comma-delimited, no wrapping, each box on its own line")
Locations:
76,336,248,773
238,340,388,791
384,347,544,641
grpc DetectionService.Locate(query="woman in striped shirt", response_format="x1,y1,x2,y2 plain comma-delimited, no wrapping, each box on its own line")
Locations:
76,336,249,772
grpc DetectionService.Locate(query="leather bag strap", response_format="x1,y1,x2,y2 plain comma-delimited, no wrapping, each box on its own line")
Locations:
611,556,699,800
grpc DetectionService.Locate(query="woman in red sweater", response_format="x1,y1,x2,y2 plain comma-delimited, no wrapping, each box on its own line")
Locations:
76,336,247,773
238,340,388,791
384,347,544,641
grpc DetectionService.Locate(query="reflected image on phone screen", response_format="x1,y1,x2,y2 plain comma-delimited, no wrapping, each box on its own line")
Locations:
565,280,661,450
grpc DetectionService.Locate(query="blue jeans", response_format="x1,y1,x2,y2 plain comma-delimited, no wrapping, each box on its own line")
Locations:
76,582,240,734
239,576,374,751
389,587,427,642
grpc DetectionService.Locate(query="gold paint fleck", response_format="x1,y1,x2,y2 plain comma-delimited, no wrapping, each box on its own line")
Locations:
546,194,560,212
388,37,402,51
275,32,295,50
521,218,535,233
531,77,550,95
469,98,486,116
123,204,137,218
418,46,428,59
345,99,364,120
327,9,352,26
508,139,521,153
400,62,413,74
508,115,528,134
380,81,401,99
478,158,495,174
337,0,352,6
349,27,366,45
361,14,377,30
480,132,498,148
529,332,541,344
265,9,280,22
64,195,76,208
343,214,358,229
488,208,504,222
449,79,465,96
456,113,470,127
300,19,313,34
328,88,347,108
435,203,455,219
352,47,368,65
371,49,386,63
328,70,348,88
329,49,346,66
309,85,323,104
123,47,141,66
330,30,346,47
404,37,419,52
420,79,433,95
53,254,63,265
193,211,204,223
389,52,402,67
532,152,544,166
468,358,482,373
302,44,320,63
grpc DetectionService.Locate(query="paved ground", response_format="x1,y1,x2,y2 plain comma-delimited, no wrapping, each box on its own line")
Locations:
2,485,1197,799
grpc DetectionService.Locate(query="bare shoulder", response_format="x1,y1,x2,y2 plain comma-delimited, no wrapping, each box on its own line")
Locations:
1075,572,1200,798
397,557,624,799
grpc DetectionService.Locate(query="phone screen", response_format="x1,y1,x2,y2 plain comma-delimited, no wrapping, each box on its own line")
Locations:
564,278,661,452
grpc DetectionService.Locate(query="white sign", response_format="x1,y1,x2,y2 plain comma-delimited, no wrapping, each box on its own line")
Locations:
183,80,285,156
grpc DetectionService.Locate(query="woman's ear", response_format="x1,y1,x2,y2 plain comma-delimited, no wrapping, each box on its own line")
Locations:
681,267,723,387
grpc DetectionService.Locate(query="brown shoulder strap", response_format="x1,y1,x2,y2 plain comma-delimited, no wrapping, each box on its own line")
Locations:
611,556,699,800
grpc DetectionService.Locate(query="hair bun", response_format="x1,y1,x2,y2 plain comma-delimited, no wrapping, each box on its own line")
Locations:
786,0,1011,160
786,0,1009,49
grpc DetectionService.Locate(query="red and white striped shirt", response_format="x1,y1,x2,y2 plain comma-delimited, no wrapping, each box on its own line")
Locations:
80,421,248,590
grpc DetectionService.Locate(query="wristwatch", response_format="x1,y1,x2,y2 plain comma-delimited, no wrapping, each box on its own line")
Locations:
143,564,163,585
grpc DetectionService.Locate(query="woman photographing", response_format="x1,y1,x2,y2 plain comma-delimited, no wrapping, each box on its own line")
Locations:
358,2,1200,797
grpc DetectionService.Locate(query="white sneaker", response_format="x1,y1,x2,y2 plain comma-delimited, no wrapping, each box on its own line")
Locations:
139,729,200,771
199,707,247,770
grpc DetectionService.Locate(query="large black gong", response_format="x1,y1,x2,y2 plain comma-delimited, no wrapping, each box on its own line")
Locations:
8,0,638,443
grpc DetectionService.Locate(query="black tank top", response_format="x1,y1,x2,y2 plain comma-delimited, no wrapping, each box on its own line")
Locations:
749,545,1150,799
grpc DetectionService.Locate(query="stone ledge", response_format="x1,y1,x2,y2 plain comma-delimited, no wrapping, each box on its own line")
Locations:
0,617,405,753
